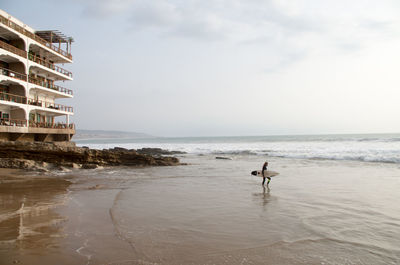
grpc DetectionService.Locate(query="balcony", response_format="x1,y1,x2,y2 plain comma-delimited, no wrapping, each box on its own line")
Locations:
0,118,74,132
0,14,72,60
28,76,73,96
0,118,27,127
28,98,74,113
28,53,73,78
0,67,73,96
29,121,75,130
0,91,27,104
0,91,73,113
28,76,73,95
0,39,27,58
0,67,27,81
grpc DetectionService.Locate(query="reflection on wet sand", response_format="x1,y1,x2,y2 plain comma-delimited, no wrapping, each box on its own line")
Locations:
252,185,271,207
0,172,70,258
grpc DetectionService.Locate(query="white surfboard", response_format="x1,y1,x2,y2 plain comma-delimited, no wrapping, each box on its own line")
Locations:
251,170,279,178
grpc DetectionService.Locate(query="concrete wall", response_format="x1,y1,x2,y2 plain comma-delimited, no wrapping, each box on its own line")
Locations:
28,91,55,103
10,108,26,120
0,105,10,114
0,133,34,141
8,84,25,96
38,94,55,104
9,39,25,51
18,133,35,141
0,133,8,141
0,132,74,142
8,62,26,75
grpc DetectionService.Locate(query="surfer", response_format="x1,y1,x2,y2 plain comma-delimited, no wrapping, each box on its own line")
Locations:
262,161,271,186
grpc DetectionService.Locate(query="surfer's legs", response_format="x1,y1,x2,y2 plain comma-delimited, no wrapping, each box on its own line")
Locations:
267,177,271,186
262,177,266,185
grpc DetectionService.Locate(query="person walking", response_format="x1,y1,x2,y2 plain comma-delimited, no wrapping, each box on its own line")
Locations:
262,161,271,186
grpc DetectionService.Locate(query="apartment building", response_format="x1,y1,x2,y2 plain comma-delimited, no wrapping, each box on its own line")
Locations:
0,9,74,141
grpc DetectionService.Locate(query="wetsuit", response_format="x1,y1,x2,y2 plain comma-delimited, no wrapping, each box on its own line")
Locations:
262,163,271,185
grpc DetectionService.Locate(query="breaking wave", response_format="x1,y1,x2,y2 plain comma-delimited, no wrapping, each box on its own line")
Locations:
76,133,400,164
211,150,260,156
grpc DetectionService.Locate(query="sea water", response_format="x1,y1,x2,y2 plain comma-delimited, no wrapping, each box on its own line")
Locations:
2,134,400,264
68,133,400,264
76,133,400,163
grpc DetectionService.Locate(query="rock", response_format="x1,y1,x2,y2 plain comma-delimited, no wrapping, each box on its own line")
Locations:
57,166,72,172
81,163,98,169
110,147,128,152
215,156,233,160
0,158,49,172
136,148,186,156
0,141,181,170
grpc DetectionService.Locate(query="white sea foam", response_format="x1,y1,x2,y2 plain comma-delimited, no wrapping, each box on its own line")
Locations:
75,134,400,164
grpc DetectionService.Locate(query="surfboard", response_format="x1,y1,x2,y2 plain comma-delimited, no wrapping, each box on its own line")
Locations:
251,170,279,178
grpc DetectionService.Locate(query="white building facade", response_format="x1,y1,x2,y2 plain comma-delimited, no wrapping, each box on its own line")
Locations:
0,9,74,141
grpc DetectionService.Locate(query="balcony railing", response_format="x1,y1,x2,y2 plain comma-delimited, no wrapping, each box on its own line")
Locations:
28,98,73,113
28,76,73,95
28,54,73,78
29,121,75,130
0,39,73,78
0,39,27,58
0,118,27,127
0,14,72,60
0,91,27,104
0,119,74,129
0,68,73,97
0,90,73,113
0,67,27,81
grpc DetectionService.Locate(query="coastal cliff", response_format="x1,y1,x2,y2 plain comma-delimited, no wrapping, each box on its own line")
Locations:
0,141,180,171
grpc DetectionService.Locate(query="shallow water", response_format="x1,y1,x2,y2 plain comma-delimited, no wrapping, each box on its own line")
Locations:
1,155,400,264
103,155,400,264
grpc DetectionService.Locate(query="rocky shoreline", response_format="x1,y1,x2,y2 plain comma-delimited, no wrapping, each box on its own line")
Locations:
0,141,182,171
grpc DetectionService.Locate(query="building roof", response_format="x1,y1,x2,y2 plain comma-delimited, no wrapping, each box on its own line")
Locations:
35,30,74,44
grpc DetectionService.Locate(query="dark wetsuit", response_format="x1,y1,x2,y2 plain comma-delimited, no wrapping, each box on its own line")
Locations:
262,163,271,185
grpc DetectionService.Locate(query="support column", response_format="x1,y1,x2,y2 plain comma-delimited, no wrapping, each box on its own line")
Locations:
66,114,72,141
24,107,29,128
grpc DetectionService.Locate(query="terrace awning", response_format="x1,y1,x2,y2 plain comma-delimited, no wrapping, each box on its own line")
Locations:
35,30,74,44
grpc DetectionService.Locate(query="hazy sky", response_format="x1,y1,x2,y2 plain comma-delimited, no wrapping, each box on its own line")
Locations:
3,0,400,136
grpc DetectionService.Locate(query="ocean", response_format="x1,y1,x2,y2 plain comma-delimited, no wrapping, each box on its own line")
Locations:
2,133,400,264
75,133,400,163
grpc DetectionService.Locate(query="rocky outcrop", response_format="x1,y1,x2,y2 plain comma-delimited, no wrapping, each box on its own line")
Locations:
136,148,186,156
0,158,52,171
0,141,180,170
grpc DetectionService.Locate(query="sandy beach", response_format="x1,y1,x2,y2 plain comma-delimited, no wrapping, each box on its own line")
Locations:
1,154,400,264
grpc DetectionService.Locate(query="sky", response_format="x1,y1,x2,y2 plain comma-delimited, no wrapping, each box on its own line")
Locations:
3,0,400,137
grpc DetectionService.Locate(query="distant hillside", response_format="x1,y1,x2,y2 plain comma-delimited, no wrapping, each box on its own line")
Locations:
74,129,154,140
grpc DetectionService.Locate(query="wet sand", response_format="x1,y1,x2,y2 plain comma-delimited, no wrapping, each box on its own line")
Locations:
1,156,400,264
0,169,72,264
